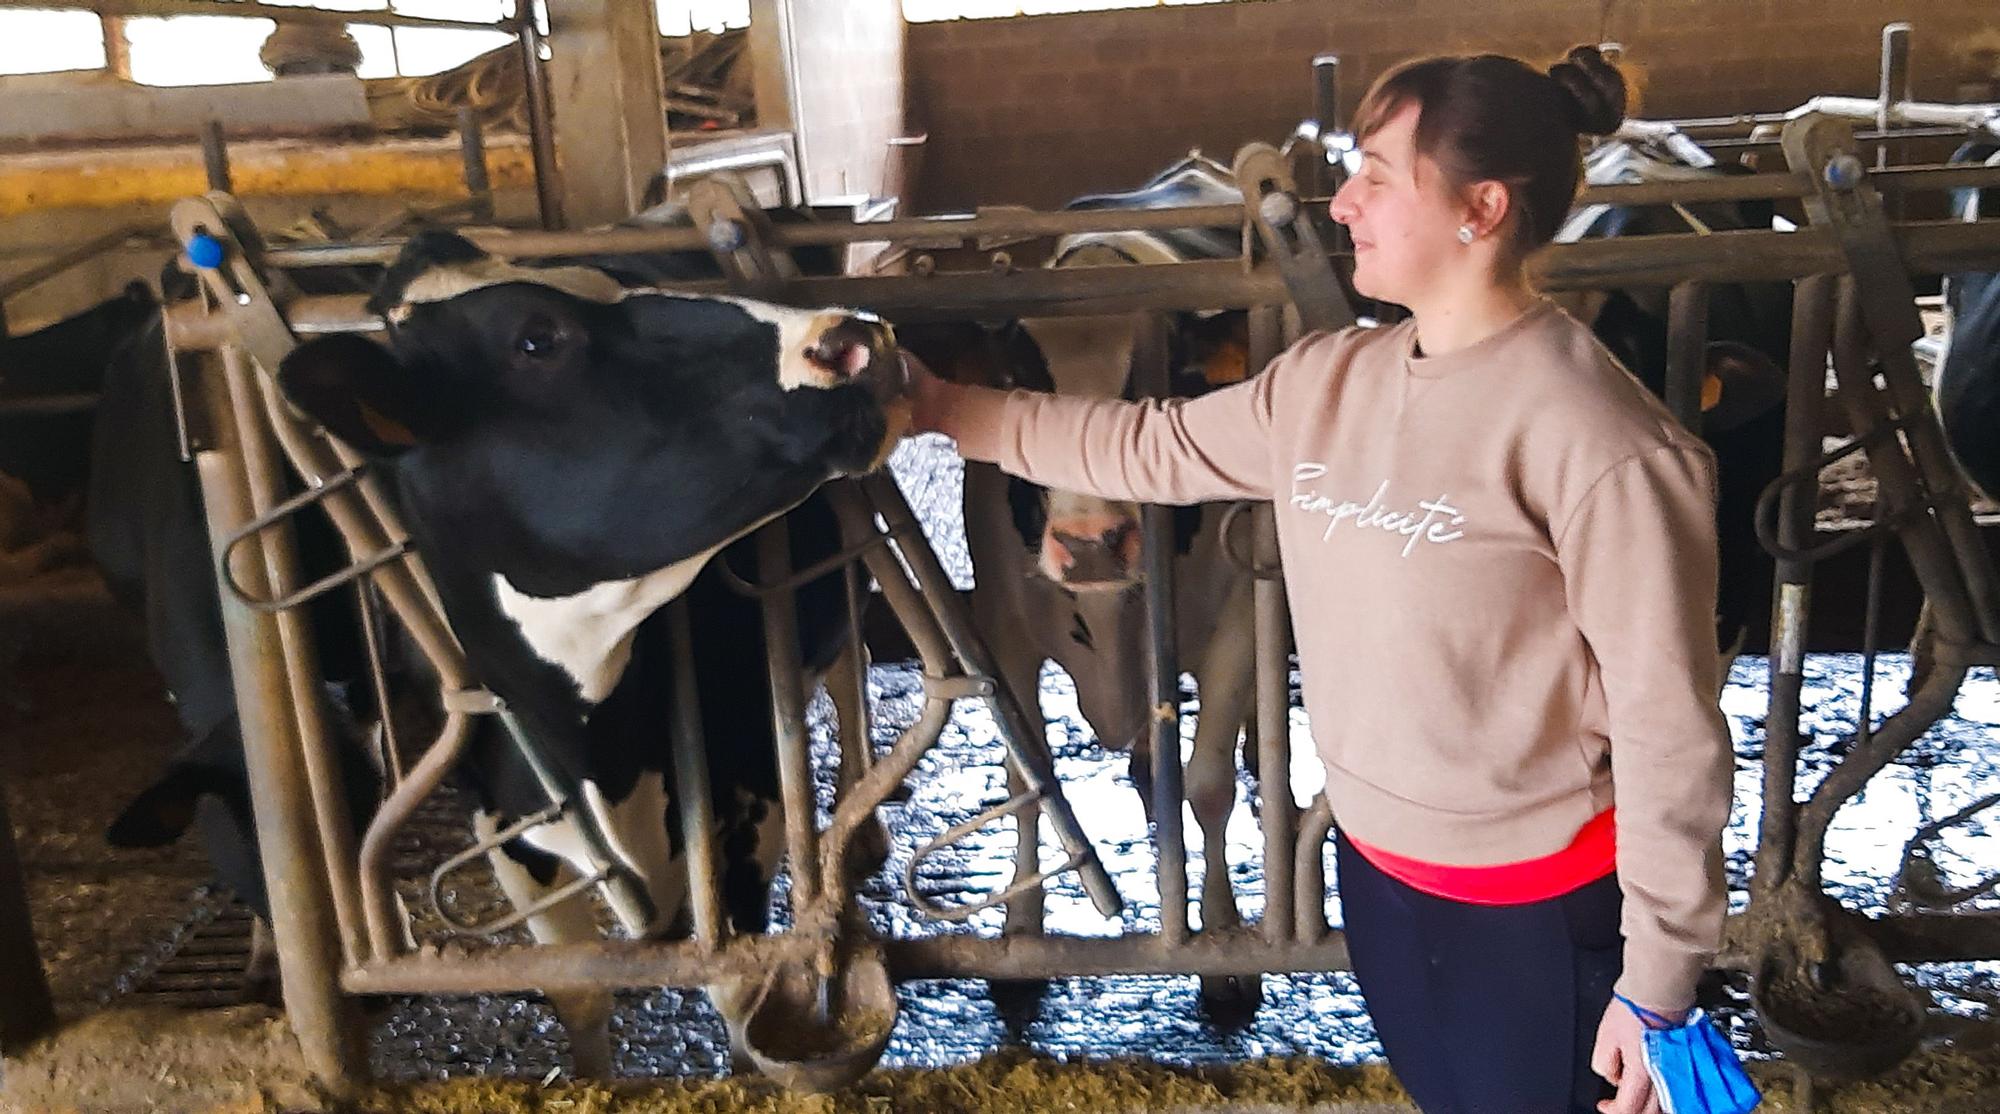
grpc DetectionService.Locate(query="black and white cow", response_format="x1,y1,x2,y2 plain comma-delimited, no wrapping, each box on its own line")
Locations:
902,156,1267,1011
1557,140,1792,666
1938,139,2000,503
0,281,157,513
278,230,908,1069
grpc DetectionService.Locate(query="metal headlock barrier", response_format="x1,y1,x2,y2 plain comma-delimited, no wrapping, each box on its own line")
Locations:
139,110,2000,1094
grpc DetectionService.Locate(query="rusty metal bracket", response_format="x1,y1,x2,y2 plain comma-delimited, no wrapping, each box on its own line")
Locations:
1781,114,2000,647
1233,142,1355,333
687,171,799,296
219,466,411,613
1893,792,2000,912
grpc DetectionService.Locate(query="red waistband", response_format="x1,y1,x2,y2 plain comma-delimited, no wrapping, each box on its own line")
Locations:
1345,809,1617,906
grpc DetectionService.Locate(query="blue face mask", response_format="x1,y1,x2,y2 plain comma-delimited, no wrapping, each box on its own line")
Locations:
1617,995,1762,1114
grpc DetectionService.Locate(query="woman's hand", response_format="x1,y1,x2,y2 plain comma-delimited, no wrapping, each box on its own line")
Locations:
900,349,956,435
1592,997,1684,1114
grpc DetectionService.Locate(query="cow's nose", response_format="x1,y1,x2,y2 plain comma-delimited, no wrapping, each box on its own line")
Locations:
805,314,902,394
1045,519,1141,589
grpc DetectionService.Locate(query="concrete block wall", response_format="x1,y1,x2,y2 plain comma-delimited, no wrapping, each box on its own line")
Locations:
906,0,2000,211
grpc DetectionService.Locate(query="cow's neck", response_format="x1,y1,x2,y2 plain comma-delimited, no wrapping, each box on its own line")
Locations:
485,504,800,706
491,543,722,704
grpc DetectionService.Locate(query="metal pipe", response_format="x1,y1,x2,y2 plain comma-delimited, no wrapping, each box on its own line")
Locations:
0,393,99,416
236,222,2000,333
0,0,514,31
0,223,149,303
1241,305,1297,948
1879,23,1913,167
1664,281,1710,430
1252,502,1295,946
344,929,1357,996
201,121,231,193
517,11,563,232
1293,797,1334,943
755,518,821,906
220,345,366,968
1308,54,1340,198
858,474,1123,918
665,597,726,950
456,108,493,225
1752,275,1835,893
1788,95,2000,134
190,349,366,1089
358,712,474,962
1829,281,1979,642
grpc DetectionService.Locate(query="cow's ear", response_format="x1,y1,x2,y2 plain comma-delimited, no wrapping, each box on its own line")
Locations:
279,334,430,457
1700,340,1787,434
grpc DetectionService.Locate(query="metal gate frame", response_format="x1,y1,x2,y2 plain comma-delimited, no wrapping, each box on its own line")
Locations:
152,122,2000,1093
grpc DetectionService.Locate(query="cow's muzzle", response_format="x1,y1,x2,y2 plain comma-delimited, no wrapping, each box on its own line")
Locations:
805,312,905,400
1040,515,1143,591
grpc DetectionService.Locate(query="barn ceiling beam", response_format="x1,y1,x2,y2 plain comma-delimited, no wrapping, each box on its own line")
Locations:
0,0,516,33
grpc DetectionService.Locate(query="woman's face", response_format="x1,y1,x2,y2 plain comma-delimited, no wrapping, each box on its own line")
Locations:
1327,102,1477,307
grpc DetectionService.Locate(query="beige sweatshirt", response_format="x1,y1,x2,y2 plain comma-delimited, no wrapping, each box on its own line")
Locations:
941,299,1734,1012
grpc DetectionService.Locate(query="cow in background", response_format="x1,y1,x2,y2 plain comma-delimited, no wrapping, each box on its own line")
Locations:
1555,140,1792,670
904,154,1271,1015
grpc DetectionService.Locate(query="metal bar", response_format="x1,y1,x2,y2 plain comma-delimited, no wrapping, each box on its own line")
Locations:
0,393,99,416
0,771,55,1055
0,224,150,304
518,13,563,232
1293,796,1334,942
344,929,1356,995
202,121,232,194
756,518,821,906
1242,305,1296,948
0,0,515,31
354,582,403,788
358,711,474,961
1308,54,1340,199
190,350,366,1089
1878,23,1912,171
1664,281,1710,431
851,475,1122,918
1133,313,1189,946
665,597,726,950
246,163,2000,273
235,222,2000,334
456,108,494,224
1752,275,1835,893
1252,501,1295,946
221,346,367,969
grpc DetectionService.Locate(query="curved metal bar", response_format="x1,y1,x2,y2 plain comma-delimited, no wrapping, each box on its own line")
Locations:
426,803,589,936
1292,795,1335,944
1895,792,2000,910
903,791,1087,923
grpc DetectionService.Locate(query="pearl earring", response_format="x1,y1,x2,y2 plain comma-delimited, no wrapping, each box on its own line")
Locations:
1457,224,1476,245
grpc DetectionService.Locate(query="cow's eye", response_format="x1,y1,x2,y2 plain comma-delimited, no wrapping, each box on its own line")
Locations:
513,317,562,360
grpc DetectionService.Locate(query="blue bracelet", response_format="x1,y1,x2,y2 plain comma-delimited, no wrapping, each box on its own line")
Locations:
1615,992,1684,1030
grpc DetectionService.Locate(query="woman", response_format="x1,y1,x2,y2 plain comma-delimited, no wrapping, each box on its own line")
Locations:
905,46,1734,1114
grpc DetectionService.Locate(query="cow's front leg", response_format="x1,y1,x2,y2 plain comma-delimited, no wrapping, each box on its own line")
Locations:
478,811,616,1079
1183,577,1261,1019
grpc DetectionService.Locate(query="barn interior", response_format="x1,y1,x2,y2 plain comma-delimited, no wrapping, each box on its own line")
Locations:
4,2,2000,1111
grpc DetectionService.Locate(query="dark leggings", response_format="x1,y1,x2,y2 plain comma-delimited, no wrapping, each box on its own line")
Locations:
1336,833,1624,1114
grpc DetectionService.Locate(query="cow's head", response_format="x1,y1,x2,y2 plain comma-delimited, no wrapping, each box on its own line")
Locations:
904,311,1243,592
279,231,908,705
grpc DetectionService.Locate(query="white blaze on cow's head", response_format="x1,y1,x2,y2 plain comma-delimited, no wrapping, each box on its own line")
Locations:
280,230,910,707
1012,314,1147,590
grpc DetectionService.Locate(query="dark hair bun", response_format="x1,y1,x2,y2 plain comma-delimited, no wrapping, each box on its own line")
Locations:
1547,44,1626,137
